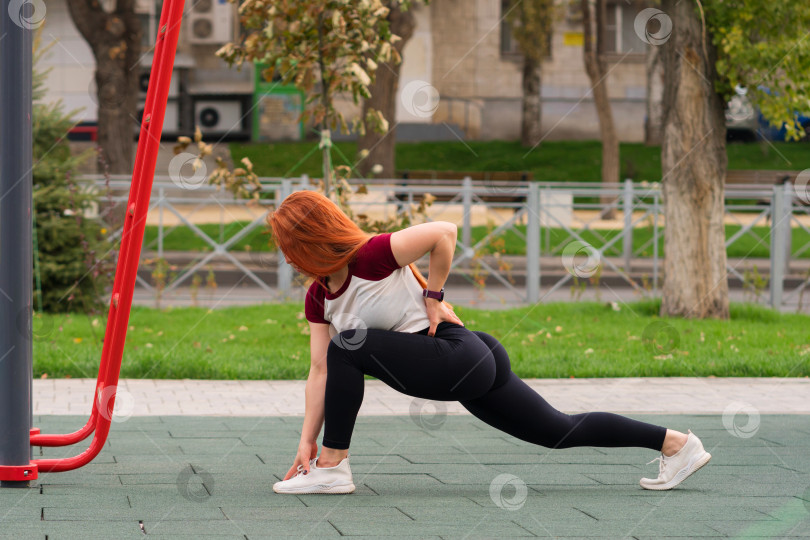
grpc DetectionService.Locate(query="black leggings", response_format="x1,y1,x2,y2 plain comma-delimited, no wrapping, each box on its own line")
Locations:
322,322,667,451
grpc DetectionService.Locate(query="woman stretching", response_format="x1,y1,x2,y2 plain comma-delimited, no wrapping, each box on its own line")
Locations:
270,190,711,495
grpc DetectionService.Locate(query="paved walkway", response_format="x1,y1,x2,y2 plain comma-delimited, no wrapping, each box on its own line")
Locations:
5,377,809,538
4,414,810,538
33,377,810,417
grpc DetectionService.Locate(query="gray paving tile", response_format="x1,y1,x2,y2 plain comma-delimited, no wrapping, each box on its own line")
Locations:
1,414,809,539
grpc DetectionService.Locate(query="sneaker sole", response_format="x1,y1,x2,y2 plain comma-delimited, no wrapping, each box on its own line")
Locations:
640,451,712,491
273,482,356,495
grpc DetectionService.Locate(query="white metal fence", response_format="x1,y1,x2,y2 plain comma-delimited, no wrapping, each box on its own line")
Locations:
77,175,810,310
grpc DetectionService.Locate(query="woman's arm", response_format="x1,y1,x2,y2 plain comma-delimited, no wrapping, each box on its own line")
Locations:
390,221,462,335
300,322,331,444
389,221,457,292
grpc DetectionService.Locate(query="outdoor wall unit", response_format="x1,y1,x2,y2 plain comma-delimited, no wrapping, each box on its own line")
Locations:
138,68,180,99
188,0,234,45
192,95,252,140
136,99,180,136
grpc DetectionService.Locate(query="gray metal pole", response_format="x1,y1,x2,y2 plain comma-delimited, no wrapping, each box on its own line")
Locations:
783,181,792,274
276,179,293,299
0,0,34,487
769,184,786,309
622,179,633,273
525,182,541,303
461,176,472,254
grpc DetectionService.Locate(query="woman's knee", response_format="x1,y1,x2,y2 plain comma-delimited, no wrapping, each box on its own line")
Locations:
326,331,362,368
472,331,512,389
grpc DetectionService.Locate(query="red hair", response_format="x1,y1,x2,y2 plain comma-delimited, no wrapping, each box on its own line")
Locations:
268,190,428,291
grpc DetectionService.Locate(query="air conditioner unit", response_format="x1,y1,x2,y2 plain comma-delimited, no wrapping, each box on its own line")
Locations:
135,99,180,135
138,68,180,99
193,99,244,134
188,0,233,45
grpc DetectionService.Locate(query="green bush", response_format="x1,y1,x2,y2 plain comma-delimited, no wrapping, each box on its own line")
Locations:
32,35,113,314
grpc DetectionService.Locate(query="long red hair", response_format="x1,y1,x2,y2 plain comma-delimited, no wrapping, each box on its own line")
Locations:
268,190,428,291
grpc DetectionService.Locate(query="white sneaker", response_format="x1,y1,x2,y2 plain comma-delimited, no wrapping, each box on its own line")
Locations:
272,455,356,494
640,430,712,490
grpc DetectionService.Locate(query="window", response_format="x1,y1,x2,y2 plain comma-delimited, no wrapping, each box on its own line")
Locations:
600,0,650,55
500,0,553,59
135,0,163,51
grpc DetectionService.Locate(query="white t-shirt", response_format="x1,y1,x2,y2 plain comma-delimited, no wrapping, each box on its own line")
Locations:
304,233,431,335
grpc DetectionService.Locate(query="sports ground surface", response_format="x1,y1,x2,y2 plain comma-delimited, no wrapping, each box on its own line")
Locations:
2,378,809,539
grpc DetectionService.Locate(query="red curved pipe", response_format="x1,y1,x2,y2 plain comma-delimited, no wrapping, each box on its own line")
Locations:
30,411,96,447
30,0,186,473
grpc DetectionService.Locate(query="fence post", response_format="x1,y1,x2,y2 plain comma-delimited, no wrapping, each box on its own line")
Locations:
782,182,794,274
653,190,660,295
462,176,472,255
158,186,164,261
770,184,786,309
277,179,293,298
299,174,309,190
526,182,541,303
623,179,633,273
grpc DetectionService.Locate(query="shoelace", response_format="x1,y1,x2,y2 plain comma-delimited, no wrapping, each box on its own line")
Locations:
292,464,306,478
292,458,318,478
646,454,666,477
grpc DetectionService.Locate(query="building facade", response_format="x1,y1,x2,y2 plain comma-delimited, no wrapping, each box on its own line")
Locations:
41,0,656,143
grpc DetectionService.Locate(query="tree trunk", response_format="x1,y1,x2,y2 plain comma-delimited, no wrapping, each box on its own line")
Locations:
582,0,619,219
67,0,141,175
645,42,665,145
357,2,416,179
660,0,729,319
520,55,542,147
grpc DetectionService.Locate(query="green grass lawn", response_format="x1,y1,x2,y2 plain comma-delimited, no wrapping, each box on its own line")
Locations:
33,300,810,380
230,139,810,181
141,221,810,260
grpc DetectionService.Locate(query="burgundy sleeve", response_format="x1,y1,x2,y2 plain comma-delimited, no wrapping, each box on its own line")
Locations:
352,233,403,281
304,281,329,324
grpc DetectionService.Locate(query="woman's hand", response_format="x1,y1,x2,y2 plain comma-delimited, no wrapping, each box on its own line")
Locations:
283,439,319,480
424,297,463,337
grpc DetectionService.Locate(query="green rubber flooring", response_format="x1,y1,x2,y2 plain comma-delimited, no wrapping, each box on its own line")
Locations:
1,414,809,539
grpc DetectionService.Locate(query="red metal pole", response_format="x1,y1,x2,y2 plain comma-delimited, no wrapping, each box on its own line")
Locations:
31,0,186,472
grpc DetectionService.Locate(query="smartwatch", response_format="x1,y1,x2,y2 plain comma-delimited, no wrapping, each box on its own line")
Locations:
422,287,444,301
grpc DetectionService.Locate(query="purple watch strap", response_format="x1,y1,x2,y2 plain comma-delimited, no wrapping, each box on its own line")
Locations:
422,288,444,301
